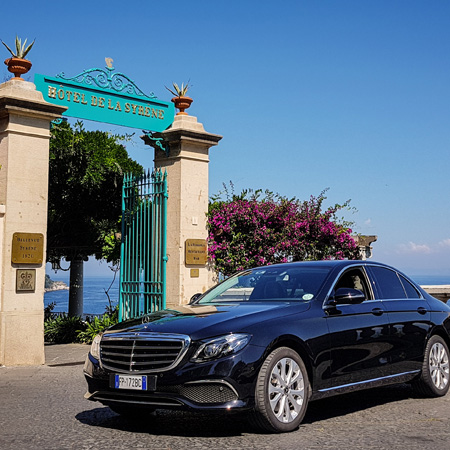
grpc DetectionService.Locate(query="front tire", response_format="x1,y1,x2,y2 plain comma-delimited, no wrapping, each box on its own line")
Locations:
251,347,310,433
413,335,450,397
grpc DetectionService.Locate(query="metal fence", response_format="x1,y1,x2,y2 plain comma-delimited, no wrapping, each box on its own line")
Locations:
119,169,168,321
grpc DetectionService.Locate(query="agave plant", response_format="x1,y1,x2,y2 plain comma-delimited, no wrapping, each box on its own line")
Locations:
1,36,35,59
165,81,190,97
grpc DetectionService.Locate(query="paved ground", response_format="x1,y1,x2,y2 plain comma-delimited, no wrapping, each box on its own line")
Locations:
0,344,449,450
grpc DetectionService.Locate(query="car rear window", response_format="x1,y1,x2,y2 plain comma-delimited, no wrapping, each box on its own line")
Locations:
370,266,407,299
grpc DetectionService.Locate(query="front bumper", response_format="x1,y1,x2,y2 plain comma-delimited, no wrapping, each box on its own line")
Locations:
84,344,263,412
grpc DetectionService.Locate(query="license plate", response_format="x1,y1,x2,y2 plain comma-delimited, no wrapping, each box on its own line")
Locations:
112,374,157,391
114,375,147,390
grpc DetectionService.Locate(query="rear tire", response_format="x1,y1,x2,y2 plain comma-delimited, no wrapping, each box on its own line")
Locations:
250,347,310,433
413,335,449,397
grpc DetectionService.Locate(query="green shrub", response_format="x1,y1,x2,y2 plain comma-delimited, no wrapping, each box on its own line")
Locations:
77,305,119,344
44,315,87,344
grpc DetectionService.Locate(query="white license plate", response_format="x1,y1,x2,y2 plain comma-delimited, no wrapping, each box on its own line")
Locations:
114,374,147,390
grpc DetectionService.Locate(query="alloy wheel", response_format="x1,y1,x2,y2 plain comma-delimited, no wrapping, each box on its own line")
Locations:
268,357,305,424
429,341,449,390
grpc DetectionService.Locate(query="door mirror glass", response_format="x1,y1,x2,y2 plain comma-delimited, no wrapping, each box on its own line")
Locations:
334,287,365,304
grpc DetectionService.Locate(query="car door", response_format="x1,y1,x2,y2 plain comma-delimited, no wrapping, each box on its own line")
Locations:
367,265,431,375
324,266,392,388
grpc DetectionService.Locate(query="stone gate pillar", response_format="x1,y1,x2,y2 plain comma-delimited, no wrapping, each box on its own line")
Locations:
143,114,222,306
0,79,66,365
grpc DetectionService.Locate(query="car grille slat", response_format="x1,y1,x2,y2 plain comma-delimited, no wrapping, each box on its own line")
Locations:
132,352,177,359
101,351,132,358
100,332,190,373
130,360,173,367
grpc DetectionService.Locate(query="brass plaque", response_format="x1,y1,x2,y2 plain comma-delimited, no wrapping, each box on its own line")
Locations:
185,239,207,265
12,233,44,264
190,269,200,278
16,269,36,292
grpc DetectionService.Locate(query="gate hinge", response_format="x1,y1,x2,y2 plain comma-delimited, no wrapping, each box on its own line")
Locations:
143,130,169,157
50,117,68,129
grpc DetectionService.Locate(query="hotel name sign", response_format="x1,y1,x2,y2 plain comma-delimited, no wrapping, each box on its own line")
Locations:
12,233,44,265
35,64,174,132
185,239,208,265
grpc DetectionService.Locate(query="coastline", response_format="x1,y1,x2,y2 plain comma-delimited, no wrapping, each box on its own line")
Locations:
44,274,69,293
45,283,69,293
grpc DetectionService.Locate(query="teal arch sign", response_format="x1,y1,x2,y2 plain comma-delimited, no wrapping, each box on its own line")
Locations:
35,64,174,132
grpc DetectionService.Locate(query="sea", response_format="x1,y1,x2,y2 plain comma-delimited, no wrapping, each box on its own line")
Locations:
44,273,450,315
45,275,120,315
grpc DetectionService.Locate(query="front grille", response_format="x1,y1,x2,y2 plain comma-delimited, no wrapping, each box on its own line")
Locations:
100,332,190,373
163,382,239,404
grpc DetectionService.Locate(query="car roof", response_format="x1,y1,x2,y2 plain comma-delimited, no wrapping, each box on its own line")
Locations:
253,260,391,271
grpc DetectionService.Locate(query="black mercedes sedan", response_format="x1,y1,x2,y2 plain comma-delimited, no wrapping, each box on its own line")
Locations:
84,261,450,433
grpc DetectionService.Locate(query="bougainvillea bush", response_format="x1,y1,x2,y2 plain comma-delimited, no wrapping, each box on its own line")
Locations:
207,187,360,276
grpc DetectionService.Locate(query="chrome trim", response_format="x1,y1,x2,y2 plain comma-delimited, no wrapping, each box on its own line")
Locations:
95,396,183,407
102,331,191,341
100,332,191,373
184,379,240,398
318,370,420,393
378,298,426,303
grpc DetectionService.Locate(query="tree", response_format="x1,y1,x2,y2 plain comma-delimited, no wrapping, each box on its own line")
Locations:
207,187,360,276
47,121,142,315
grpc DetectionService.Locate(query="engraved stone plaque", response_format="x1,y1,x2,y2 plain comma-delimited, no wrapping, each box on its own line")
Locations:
16,269,36,292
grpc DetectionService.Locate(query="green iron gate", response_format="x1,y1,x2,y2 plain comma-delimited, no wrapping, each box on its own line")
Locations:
119,169,168,321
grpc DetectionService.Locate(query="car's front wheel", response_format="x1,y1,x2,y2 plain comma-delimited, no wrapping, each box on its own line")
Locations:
413,335,450,397
251,347,310,433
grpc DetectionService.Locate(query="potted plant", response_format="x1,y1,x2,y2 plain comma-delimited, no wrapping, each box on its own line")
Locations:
2,36,35,80
165,81,193,115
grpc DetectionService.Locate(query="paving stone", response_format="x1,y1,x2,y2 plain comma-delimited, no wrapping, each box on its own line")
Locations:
0,345,449,449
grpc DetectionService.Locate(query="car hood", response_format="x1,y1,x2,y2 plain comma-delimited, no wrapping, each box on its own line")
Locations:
105,302,311,340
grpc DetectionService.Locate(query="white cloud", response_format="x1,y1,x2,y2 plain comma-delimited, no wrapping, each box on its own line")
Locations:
364,218,372,226
438,238,450,248
396,238,450,255
396,241,433,254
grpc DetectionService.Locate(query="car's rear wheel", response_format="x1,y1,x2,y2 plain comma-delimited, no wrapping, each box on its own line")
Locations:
251,347,309,433
413,335,450,397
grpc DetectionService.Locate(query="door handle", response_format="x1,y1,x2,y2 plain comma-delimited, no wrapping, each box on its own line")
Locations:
371,308,384,316
417,307,428,315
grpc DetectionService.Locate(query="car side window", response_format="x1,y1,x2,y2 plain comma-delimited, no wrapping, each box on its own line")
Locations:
334,268,371,300
370,266,406,299
399,275,421,299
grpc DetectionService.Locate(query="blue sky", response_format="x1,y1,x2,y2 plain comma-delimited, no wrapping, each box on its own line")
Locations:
3,1,449,277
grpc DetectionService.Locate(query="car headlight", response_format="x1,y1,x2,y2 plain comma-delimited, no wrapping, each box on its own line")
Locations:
191,333,251,362
90,334,102,360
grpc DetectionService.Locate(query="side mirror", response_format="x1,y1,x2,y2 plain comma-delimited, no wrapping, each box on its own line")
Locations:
189,293,202,304
334,287,365,305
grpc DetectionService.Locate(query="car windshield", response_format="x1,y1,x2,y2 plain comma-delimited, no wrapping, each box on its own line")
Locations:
197,266,331,304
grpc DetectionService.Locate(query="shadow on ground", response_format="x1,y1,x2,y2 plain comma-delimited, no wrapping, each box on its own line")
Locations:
76,384,417,437
303,383,415,424
76,408,249,437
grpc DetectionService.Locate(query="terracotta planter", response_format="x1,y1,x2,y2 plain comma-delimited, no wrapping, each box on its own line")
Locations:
172,96,193,115
4,57,32,80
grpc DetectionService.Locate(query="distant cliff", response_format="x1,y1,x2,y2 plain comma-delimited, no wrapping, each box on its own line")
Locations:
45,274,69,292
